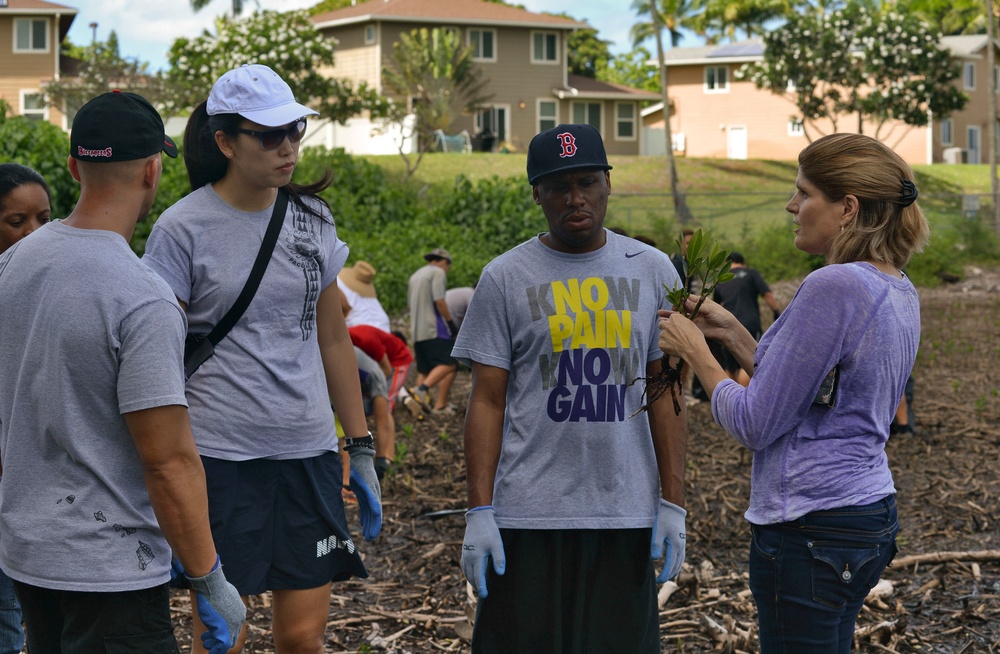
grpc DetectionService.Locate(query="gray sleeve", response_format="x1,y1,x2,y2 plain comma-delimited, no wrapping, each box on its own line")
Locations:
117,298,189,414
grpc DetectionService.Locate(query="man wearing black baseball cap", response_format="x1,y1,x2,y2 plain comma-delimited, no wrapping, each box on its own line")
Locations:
454,124,689,652
0,91,244,652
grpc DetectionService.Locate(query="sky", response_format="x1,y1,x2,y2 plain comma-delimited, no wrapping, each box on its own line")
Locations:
63,0,653,73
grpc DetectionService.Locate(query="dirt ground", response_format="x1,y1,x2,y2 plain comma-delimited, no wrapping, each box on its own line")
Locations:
171,266,1000,653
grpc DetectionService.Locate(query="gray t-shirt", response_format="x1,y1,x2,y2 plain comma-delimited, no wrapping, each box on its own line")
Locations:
407,264,448,343
445,287,475,330
452,231,681,529
0,222,188,591
143,186,348,460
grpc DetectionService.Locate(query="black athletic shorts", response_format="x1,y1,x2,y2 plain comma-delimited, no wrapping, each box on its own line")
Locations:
471,528,660,653
414,338,457,374
15,581,179,653
201,451,368,596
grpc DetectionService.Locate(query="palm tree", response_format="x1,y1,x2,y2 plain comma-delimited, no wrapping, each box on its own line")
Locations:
631,0,701,223
694,0,791,41
190,0,251,17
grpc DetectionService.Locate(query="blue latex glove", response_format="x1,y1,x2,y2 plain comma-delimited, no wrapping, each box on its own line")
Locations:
461,506,505,597
185,556,246,654
347,441,383,541
651,499,687,582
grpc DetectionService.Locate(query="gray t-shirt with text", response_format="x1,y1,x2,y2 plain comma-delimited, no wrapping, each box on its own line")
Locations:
452,231,681,529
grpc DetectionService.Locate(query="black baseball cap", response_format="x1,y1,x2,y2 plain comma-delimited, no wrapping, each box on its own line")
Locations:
70,90,178,162
526,123,612,185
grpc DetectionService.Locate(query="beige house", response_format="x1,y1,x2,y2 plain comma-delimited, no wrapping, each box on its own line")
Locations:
642,38,999,165
0,0,76,128
311,0,658,154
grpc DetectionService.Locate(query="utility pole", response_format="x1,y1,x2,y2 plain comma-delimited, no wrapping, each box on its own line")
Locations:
988,0,999,239
651,2,691,225
88,22,97,45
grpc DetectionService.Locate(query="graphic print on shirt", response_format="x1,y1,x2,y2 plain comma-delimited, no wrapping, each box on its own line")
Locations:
528,276,644,422
285,204,326,340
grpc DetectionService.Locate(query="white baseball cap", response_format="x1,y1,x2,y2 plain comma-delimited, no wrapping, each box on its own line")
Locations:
207,64,318,127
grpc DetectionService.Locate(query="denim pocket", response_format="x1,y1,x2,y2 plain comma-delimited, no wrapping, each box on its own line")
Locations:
750,523,781,561
807,540,881,609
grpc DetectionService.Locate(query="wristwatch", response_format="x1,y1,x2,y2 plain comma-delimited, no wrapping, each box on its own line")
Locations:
344,432,375,452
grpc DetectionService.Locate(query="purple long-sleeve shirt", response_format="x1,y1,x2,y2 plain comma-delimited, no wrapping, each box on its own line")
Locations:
711,262,919,524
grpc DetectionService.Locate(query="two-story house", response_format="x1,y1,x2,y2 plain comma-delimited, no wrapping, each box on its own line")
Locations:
0,0,77,128
311,0,658,155
641,37,1000,165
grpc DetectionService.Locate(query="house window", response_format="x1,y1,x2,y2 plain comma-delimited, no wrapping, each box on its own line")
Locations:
572,102,602,132
469,29,496,61
615,103,636,140
994,64,999,93
538,100,557,132
788,119,804,136
365,25,376,45
704,66,729,93
963,62,976,90
20,91,47,121
14,17,48,52
941,118,953,146
532,31,558,63
967,125,981,163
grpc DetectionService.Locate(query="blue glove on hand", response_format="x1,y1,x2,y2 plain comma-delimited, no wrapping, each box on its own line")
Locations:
651,499,687,583
347,440,383,541
461,506,505,597
185,557,246,654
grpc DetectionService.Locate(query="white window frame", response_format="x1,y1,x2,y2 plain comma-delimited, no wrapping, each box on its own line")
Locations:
704,65,729,94
468,28,496,62
963,62,976,90
531,30,559,64
615,102,636,141
13,17,49,53
537,99,558,133
364,25,376,45
19,90,48,121
787,118,804,137
571,101,603,133
940,118,953,146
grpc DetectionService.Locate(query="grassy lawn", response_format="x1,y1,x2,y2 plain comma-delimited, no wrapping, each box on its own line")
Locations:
360,152,996,244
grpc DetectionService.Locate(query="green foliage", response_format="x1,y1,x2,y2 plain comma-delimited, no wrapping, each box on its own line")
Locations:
896,0,988,35
438,175,540,248
0,102,78,218
737,3,968,137
383,27,493,178
45,31,166,114
630,0,701,49
309,0,356,15
693,0,791,42
666,229,734,317
164,10,391,122
131,153,191,255
601,47,660,93
567,27,612,78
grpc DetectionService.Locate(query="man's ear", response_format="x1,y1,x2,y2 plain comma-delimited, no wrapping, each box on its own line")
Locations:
532,185,541,205
67,156,81,182
605,170,611,195
143,155,162,189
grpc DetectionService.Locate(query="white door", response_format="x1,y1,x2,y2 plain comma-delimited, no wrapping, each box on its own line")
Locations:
967,126,981,164
727,125,748,160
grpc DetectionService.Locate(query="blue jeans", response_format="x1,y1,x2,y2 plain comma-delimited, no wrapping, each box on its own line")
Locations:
0,569,23,654
749,495,899,654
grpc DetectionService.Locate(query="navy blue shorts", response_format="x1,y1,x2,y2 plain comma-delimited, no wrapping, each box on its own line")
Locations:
202,451,368,596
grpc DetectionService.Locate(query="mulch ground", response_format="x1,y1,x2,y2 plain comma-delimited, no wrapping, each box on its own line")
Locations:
171,266,1000,653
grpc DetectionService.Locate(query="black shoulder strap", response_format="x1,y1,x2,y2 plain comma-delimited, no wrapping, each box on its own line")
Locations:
184,189,288,376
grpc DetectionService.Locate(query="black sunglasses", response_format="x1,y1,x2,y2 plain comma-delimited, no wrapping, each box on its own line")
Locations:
235,119,307,151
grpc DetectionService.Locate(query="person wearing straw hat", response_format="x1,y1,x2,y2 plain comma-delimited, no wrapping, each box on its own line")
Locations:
338,260,391,333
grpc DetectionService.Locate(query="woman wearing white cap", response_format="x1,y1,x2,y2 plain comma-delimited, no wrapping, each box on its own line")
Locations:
144,64,381,653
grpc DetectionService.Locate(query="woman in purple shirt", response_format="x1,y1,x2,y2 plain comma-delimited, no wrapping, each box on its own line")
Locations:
658,133,929,653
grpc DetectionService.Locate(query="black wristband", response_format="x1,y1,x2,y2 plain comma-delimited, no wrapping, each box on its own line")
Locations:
345,432,375,451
